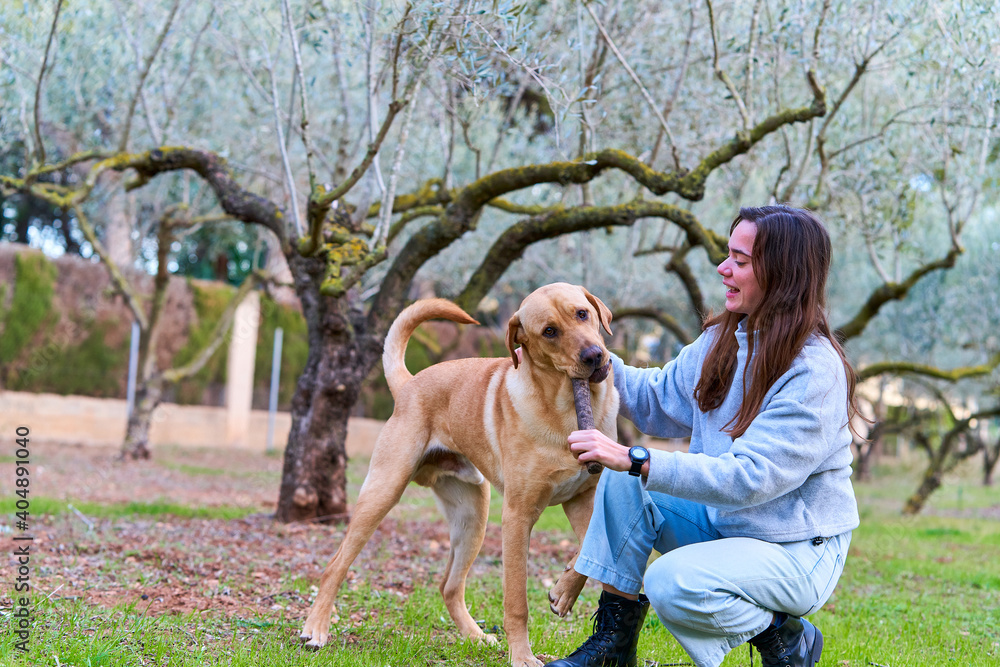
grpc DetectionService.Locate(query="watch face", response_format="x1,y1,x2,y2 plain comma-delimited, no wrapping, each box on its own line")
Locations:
630,446,649,462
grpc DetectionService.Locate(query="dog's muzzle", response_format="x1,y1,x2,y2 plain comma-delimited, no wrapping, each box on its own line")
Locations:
588,360,611,384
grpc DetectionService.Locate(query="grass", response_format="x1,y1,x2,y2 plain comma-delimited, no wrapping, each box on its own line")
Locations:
2,457,998,666
0,496,257,521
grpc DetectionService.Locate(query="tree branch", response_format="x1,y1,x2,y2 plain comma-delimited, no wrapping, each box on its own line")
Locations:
71,205,148,329
386,205,442,245
372,82,422,249
614,307,695,346
743,0,763,124
647,0,695,172
836,245,962,340
161,272,267,383
858,352,1000,383
705,0,750,130
453,200,723,313
32,0,65,166
314,101,405,207
264,32,304,240
25,150,111,180
117,0,180,153
443,86,823,221
302,6,438,256
368,86,824,327
4,148,287,247
282,0,317,190
584,2,679,155
664,243,707,318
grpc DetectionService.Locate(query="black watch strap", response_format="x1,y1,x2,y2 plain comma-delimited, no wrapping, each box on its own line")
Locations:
628,446,649,477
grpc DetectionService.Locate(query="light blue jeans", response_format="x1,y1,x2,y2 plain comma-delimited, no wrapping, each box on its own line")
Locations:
574,470,851,667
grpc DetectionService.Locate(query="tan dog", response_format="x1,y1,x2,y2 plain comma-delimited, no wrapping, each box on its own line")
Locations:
299,283,619,667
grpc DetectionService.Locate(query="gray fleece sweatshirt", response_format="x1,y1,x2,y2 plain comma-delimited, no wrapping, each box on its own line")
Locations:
611,321,860,543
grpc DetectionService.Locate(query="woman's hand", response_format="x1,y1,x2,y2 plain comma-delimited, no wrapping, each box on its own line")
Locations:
568,429,635,473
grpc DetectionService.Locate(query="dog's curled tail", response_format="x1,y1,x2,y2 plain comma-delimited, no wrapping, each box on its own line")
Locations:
383,298,479,395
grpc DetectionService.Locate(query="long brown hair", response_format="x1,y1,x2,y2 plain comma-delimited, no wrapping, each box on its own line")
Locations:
693,205,861,438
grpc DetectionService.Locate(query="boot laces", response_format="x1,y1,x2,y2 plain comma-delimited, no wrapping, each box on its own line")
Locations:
751,627,791,667
570,602,627,658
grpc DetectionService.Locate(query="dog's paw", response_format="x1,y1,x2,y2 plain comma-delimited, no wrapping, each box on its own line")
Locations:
461,627,499,646
299,633,329,650
547,586,577,617
548,571,585,617
510,655,545,667
299,617,335,649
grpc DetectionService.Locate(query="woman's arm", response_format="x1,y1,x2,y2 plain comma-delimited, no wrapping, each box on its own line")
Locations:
646,349,851,509
612,331,710,438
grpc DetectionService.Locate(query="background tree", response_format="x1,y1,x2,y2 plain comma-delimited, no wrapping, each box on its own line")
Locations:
2,0,997,521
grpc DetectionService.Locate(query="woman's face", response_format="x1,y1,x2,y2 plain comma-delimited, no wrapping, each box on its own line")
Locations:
717,220,764,315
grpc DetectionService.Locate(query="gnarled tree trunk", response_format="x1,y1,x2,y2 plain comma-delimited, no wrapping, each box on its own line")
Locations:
274,255,381,523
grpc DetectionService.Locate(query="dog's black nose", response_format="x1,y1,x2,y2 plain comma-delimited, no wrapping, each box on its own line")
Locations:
579,345,603,368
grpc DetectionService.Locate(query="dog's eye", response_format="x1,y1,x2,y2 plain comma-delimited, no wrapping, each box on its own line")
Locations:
543,326,557,338
577,309,588,321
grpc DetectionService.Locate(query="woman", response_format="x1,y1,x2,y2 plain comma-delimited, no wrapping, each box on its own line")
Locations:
545,206,860,667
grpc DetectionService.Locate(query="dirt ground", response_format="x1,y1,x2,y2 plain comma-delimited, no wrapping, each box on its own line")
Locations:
0,442,579,622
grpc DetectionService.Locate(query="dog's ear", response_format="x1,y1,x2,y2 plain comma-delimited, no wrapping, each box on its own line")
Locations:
584,289,613,336
506,312,523,369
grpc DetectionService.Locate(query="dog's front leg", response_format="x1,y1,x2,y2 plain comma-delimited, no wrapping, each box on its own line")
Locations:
501,498,545,667
548,486,596,617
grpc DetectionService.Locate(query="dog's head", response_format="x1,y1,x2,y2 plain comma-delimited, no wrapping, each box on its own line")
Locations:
505,283,613,382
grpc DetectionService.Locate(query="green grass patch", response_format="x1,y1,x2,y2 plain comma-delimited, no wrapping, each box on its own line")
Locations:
0,496,257,521
3,458,998,665
10,510,996,667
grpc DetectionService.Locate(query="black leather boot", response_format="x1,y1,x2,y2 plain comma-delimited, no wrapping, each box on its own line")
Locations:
749,616,824,666
544,591,650,667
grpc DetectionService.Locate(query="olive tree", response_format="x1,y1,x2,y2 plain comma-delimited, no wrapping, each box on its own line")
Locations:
2,0,997,520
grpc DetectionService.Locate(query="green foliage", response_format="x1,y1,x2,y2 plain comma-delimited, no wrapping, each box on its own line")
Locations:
172,281,233,405
254,295,309,410
0,251,57,364
360,330,439,421
478,335,509,358
12,320,128,397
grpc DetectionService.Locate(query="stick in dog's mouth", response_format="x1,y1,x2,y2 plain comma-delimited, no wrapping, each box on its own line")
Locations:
571,378,605,475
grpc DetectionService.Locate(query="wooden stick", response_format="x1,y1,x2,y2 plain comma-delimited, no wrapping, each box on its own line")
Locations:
571,378,604,475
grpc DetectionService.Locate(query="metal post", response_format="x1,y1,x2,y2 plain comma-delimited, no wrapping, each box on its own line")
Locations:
266,327,284,453
126,320,140,419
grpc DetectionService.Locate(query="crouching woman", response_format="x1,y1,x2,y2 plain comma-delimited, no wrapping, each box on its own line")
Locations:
547,205,861,667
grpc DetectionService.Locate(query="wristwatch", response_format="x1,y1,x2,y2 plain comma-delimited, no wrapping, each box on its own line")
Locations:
628,445,650,477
